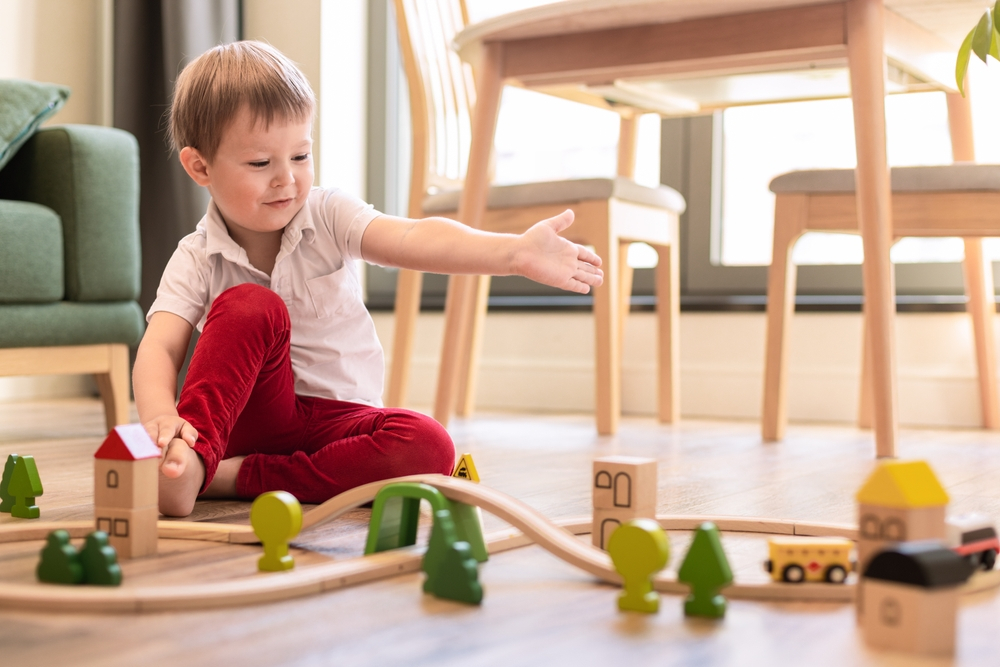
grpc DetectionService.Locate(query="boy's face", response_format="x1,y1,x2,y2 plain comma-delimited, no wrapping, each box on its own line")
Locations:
191,106,314,239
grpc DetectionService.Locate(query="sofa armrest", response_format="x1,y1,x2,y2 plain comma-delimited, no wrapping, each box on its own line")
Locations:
0,125,141,302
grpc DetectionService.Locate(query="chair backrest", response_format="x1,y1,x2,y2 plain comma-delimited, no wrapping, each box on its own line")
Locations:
392,0,475,217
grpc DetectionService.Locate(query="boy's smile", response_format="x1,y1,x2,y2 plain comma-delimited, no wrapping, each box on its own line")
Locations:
180,107,314,257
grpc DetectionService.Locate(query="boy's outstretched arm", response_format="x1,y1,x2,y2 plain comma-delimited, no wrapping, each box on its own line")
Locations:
360,209,603,294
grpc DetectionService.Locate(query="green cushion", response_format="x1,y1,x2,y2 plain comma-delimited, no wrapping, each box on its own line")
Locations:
0,80,70,171
0,302,144,348
0,126,141,301
0,200,64,303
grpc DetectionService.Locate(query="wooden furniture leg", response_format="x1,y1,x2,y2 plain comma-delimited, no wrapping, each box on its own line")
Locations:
593,230,621,435
947,89,1000,429
652,238,680,423
455,274,491,417
94,344,130,432
386,269,423,407
762,195,807,442
858,309,875,429
846,0,898,457
433,43,504,427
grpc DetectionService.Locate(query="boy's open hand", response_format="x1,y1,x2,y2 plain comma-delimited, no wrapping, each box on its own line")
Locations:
514,210,603,294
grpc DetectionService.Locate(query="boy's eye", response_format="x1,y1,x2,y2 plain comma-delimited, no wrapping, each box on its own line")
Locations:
293,153,310,162
248,160,269,168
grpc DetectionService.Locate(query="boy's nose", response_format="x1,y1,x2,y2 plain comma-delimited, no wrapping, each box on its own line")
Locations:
271,168,294,188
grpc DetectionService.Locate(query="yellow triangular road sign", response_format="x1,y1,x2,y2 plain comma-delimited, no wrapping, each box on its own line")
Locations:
452,453,480,483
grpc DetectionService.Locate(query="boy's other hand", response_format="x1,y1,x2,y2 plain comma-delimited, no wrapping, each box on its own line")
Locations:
515,210,603,294
143,415,198,455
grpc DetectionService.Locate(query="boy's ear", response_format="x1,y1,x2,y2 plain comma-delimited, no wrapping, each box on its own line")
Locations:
179,147,211,187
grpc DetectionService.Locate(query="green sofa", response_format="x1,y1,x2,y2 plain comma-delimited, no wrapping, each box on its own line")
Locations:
0,125,145,429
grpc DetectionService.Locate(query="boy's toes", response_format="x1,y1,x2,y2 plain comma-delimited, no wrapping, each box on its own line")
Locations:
160,438,189,479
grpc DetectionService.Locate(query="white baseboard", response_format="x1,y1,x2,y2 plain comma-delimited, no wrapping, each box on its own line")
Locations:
373,310,993,429
2,310,991,429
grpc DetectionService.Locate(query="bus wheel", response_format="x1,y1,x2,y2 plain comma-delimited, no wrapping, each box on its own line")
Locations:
825,565,847,584
983,549,997,571
782,564,805,583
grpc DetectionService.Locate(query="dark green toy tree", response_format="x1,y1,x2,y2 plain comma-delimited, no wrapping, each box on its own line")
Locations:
37,529,84,585
0,453,17,513
677,522,733,618
8,454,43,519
79,531,122,586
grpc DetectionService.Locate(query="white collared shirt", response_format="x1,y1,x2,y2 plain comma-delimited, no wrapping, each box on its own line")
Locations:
148,187,385,406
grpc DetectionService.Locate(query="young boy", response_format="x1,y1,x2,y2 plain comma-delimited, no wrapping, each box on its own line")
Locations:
134,41,603,517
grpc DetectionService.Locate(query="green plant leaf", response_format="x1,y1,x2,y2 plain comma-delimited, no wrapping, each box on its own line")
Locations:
973,11,993,63
993,0,1000,35
992,28,1000,61
957,27,975,95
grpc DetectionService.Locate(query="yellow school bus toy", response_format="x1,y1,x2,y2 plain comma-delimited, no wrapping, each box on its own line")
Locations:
764,537,854,584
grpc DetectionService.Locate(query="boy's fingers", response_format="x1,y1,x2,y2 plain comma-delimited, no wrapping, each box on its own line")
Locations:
577,244,602,267
181,422,198,446
544,209,575,233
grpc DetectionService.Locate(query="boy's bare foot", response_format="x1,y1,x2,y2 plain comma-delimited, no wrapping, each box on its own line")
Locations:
158,438,206,517
201,456,245,498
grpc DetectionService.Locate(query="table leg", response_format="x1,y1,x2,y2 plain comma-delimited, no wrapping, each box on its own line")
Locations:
433,42,504,426
846,0,897,457
947,88,1000,429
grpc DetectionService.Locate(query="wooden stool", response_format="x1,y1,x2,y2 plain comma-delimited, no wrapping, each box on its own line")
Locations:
762,164,1000,441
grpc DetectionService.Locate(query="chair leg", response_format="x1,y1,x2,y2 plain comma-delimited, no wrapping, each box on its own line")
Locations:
963,238,1000,429
94,344,130,432
618,243,634,368
762,195,806,442
455,274,491,417
858,304,874,429
434,274,472,426
593,232,621,435
651,239,680,423
386,269,424,407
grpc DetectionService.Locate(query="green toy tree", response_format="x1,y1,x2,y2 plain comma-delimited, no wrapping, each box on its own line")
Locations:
608,519,670,614
37,530,84,585
8,454,43,519
677,522,733,619
0,453,17,513
79,531,122,586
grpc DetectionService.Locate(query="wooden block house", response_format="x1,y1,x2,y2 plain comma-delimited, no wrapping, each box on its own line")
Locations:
94,424,160,559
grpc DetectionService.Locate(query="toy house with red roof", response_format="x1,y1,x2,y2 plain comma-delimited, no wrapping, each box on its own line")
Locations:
94,423,160,558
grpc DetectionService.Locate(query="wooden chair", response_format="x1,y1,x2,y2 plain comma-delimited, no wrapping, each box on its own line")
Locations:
762,162,1000,441
386,0,686,435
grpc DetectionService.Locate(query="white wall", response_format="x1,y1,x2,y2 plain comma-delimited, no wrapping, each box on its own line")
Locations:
0,0,109,125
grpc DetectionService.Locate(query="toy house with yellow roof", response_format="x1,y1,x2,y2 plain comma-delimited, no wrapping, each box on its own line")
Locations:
855,460,949,571
94,424,160,559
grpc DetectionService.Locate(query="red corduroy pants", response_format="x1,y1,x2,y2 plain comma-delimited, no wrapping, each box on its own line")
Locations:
176,283,455,504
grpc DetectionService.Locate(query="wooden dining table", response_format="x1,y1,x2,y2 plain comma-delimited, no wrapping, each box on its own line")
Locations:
434,0,980,458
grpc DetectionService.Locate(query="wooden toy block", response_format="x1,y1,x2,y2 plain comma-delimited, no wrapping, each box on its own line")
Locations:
593,506,654,550
859,541,972,655
592,456,656,512
0,453,17,513
678,522,734,618
855,460,949,572
94,505,158,559
36,529,84,585
608,519,670,613
93,458,158,510
452,453,480,482
79,531,122,586
9,455,43,519
250,491,303,572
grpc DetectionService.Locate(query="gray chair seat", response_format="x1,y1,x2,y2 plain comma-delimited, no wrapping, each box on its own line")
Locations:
770,164,1000,194
423,176,687,214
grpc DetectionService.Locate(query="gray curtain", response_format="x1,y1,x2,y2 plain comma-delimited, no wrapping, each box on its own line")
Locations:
113,0,240,313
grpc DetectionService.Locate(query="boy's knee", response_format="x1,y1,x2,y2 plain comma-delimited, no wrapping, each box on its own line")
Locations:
209,284,290,330
385,410,455,476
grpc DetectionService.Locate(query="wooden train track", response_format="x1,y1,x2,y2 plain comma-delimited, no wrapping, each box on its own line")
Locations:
0,474,996,612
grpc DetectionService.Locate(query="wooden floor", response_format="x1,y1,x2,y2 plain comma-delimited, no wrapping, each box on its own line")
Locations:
2,399,1000,666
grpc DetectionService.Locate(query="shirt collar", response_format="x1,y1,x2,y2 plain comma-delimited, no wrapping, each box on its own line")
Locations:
202,195,317,265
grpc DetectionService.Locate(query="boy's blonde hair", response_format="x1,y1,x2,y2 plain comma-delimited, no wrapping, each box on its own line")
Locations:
169,41,315,161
